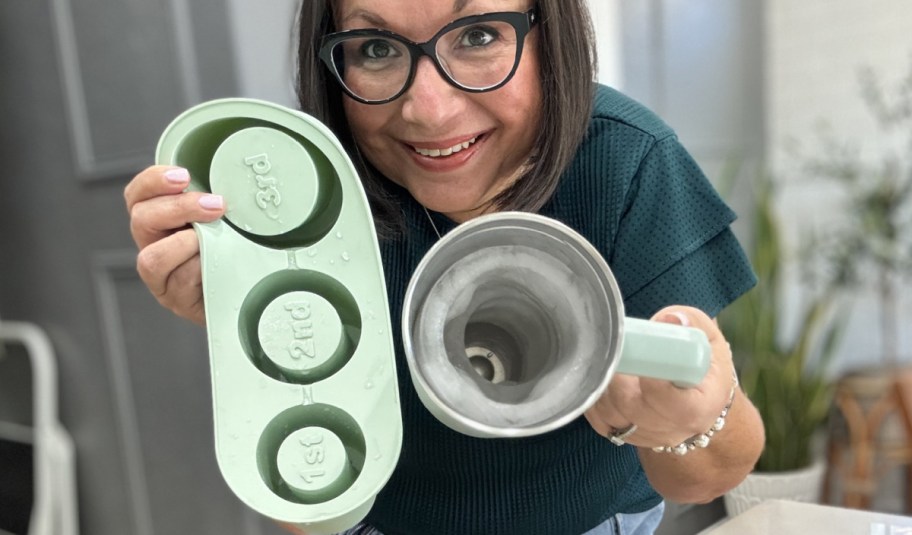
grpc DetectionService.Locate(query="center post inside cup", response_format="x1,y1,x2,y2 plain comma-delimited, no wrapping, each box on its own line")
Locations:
454,282,557,385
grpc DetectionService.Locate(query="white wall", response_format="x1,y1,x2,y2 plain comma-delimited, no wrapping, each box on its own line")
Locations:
767,1,912,170
765,0,912,374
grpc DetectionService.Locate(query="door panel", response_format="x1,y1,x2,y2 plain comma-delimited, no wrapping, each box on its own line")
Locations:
0,0,282,533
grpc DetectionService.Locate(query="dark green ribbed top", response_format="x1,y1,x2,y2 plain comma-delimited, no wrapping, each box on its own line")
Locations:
365,85,757,535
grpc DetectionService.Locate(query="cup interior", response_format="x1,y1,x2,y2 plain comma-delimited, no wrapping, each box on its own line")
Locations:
405,215,623,434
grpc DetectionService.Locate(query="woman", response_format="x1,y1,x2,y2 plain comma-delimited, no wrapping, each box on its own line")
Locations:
124,1,765,533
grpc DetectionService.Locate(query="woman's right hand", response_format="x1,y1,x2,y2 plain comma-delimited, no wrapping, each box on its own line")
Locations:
124,166,225,325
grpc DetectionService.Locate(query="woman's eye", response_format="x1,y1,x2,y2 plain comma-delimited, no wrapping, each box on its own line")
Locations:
459,26,498,47
361,39,397,59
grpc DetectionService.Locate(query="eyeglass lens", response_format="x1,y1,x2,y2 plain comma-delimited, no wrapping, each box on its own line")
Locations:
328,19,521,102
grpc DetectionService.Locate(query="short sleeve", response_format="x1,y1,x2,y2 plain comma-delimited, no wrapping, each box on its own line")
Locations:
609,135,756,318
623,228,756,318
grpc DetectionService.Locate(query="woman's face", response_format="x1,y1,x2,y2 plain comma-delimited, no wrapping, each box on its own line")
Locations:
335,0,542,222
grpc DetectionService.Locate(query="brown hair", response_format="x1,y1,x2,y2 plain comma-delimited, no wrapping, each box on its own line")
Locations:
295,1,597,237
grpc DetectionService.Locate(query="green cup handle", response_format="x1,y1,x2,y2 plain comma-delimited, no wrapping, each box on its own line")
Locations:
615,317,711,388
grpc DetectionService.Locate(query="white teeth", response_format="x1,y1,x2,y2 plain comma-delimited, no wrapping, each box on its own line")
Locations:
414,137,477,157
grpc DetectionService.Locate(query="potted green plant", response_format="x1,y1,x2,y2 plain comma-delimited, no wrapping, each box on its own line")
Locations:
720,62,912,515
799,63,912,368
719,168,844,515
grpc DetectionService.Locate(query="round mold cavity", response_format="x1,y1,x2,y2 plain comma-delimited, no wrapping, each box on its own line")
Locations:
239,270,361,384
257,404,365,505
168,118,343,248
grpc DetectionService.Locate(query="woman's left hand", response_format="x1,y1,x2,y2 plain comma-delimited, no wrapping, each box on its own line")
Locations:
586,305,765,503
584,305,735,450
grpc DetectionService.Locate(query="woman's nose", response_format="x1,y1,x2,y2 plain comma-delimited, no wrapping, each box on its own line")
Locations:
399,56,467,128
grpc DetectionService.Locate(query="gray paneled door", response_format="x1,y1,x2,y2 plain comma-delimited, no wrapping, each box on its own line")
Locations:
0,0,285,534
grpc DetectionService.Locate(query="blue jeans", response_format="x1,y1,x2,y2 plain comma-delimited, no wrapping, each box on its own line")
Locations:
338,501,665,535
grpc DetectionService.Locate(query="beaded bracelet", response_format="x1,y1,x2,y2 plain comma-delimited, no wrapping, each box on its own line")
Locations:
651,369,739,456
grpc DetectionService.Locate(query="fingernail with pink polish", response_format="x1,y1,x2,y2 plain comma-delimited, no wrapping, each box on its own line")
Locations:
199,194,224,210
164,167,190,184
662,312,690,327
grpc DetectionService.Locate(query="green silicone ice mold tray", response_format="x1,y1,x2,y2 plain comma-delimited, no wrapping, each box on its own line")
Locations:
156,99,402,535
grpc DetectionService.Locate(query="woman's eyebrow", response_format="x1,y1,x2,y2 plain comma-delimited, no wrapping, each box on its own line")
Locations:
453,0,473,13
339,9,388,27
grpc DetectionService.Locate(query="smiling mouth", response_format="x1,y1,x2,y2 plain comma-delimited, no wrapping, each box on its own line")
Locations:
411,136,479,158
